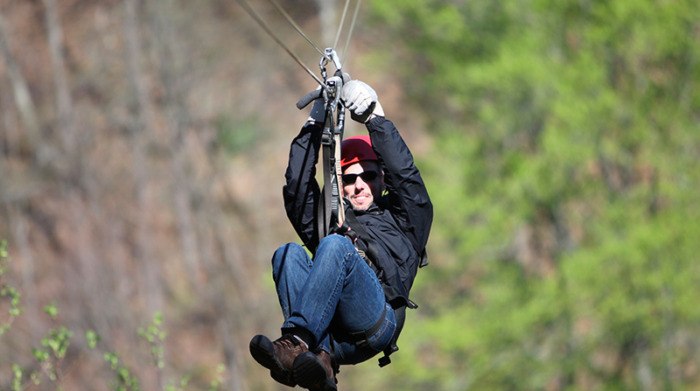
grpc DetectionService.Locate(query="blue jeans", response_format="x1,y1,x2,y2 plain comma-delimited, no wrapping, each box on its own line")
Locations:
272,234,396,365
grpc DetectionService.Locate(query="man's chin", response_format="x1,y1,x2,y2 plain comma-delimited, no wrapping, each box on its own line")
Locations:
350,201,371,211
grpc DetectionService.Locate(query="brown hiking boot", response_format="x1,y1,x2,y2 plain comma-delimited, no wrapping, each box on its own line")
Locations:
317,350,338,384
293,350,338,391
249,334,308,387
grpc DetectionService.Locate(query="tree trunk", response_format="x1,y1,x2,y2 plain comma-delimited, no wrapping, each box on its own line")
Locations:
0,10,41,155
42,0,75,155
122,0,163,315
315,0,337,47
148,0,203,292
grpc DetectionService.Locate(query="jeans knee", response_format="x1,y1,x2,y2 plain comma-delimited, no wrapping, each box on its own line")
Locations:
272,243,310,278
318,234,354,254
315,235,360,271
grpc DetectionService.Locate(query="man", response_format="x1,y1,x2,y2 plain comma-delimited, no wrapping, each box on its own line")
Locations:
250,79,432,391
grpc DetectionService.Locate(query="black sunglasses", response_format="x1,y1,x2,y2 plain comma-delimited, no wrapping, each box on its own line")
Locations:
342,170,379,185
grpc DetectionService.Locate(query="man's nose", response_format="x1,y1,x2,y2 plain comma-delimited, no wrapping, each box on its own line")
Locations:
354,177,367,189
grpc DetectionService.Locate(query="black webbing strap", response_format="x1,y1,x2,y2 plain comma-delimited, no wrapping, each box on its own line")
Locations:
317,122,334,242
315,74,346,246
379,306,404,367
341,208,379,266
347,303,387,344
340,208,402,367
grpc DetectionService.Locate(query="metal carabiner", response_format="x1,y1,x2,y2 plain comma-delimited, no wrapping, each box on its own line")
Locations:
319,48,342,82
325,48,342,72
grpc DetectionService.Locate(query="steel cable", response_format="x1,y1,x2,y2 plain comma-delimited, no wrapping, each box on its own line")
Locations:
333,0,351,50
340,0,362,64
267,0,327,59
237,0,363,84
235,0,325,86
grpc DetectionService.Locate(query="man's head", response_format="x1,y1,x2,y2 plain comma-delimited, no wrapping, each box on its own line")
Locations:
341,135,384,211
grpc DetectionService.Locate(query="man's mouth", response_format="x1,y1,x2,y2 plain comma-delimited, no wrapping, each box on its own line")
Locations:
353,194,369,202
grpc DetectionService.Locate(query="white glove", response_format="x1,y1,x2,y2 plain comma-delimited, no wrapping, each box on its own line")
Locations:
341,80,385,123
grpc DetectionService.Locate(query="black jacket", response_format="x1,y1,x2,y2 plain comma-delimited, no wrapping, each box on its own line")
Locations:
283,116,433,309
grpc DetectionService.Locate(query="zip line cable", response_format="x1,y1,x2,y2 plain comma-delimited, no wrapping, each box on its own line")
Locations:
333,0,362,65
333,0,352,50
341,0,362,64
267,0,327,59
235,0,325,86
237,0,363,85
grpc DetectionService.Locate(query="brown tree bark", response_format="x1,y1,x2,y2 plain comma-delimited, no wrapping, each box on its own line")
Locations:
41,0,75,154
122,0,163,315
315,0,337,47
147,0,203,292
0,10,41,154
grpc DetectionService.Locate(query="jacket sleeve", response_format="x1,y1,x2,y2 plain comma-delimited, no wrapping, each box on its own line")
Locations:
283,122,323,253
366,117,433,254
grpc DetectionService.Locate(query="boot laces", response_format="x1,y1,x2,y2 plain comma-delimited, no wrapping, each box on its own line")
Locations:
274,334,300,351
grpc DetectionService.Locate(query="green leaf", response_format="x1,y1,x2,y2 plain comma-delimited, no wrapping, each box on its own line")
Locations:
86,330,101,349
44,302,58,318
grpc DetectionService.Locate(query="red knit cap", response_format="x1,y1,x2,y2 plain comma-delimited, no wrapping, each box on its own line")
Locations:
341,135,378,168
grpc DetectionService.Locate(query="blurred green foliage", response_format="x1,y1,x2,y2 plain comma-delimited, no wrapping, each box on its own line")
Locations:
358,0,700,389
215,113,262,155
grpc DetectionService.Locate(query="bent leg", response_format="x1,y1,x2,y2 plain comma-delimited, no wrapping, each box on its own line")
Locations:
271,243,313,320
331,302,396,365
283,235,392,355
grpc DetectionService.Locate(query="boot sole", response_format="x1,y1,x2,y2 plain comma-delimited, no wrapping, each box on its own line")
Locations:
294,351,337,391
249,335,296,387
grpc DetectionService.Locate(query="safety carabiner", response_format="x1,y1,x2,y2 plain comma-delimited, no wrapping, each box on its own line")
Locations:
319,48,342,82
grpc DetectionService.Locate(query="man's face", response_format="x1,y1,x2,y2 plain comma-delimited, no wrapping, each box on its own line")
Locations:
342,161,383,211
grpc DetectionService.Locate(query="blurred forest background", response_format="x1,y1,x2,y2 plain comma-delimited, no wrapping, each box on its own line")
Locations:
0,0,699,390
